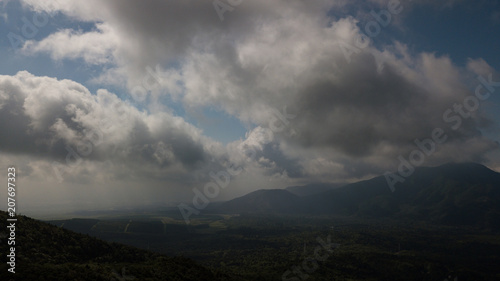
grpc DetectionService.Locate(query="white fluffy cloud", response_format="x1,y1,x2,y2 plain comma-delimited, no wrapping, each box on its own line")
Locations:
22,23,119,64
0,71,220,179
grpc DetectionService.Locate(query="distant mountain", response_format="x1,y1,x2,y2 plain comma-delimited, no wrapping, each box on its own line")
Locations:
285,182,343,196
216,163,500,229
0,211,233,281
212,189,301,214
307,162,500,225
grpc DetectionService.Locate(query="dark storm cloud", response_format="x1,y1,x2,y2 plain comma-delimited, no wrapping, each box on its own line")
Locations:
290,51,489,157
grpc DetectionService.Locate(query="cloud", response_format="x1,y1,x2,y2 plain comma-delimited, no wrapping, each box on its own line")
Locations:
22,23,119,64
9,0,500,192
0,71,218,184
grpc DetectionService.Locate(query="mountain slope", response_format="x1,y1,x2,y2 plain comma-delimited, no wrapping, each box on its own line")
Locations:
285,183,343,196
0,211,235,281
216,163,500,229
305,162,500,227
212,189,301,214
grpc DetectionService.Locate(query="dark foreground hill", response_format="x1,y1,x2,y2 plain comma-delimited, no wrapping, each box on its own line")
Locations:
0,211,234,281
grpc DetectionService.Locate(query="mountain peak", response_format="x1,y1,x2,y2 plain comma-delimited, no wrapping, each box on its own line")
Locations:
214,163,500,228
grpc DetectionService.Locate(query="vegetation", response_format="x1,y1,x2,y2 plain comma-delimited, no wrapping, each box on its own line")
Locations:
0,211,232,281
2,163,499,280
40,212,500,281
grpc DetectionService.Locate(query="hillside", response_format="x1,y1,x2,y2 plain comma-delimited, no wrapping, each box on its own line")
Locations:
2,162,499,280
305,162,500,227
0,211,234,281
216,163,500,229
33,212,500,280
211,189,301,214
285,183,342,196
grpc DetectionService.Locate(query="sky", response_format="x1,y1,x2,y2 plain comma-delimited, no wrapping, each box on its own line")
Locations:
0,0,499,217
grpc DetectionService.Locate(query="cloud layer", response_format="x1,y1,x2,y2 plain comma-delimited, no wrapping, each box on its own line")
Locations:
0,0,498,212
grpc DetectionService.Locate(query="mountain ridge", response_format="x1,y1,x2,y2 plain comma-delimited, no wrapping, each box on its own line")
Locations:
215,162,500,229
